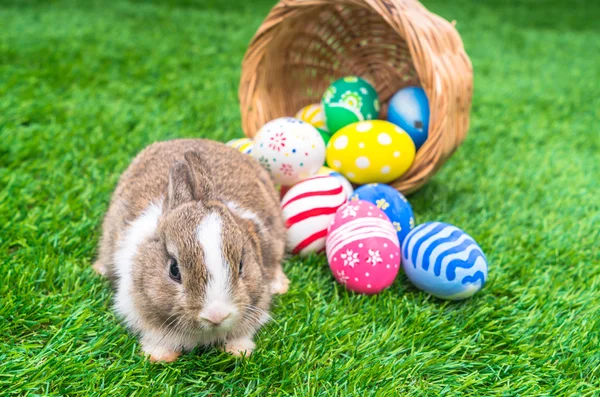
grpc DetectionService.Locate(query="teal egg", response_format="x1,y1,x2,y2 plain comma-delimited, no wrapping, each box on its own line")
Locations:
321,76,379,133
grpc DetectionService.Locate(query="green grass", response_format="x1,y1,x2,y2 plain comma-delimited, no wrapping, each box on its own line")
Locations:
1,0,599,395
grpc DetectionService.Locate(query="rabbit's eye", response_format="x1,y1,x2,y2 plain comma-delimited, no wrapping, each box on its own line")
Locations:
169,258,181,283
238,249,244,275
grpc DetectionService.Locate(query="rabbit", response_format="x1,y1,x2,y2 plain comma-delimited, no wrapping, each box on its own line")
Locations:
93,139,289,362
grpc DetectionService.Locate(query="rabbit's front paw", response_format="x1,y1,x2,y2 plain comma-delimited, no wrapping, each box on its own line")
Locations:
224,336,255,357
270,265,290,295
141,335,181,363
92,260,107,276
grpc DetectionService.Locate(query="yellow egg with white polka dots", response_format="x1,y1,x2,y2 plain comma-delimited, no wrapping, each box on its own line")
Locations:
326,120,415,184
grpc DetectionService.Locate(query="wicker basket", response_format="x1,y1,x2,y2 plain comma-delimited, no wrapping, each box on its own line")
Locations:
239,0,473,194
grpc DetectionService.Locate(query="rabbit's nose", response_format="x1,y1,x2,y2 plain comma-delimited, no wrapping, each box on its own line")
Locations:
200,307,231,326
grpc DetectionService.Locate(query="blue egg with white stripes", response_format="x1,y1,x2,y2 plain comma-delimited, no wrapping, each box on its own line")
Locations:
387,87,429,150
350,183,415,244
402,222,487,300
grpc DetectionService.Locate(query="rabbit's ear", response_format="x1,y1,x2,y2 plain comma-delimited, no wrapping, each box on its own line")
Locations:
183,149,215,202
166,160,195,211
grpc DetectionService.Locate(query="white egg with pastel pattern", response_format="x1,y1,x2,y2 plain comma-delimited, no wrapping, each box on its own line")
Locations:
252,117,326,186
296,103,328,131
226,137,254,154
326,120,415,185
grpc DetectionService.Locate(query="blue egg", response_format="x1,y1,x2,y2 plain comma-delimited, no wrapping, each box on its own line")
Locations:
387,87,429,150
350,183,415,244
402,222,487,300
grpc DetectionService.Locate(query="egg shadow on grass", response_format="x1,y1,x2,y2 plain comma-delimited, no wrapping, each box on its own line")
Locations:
393,272,487,308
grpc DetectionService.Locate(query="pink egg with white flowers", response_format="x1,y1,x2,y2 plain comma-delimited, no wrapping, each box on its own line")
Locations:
326,200,401,294
282,175,346,255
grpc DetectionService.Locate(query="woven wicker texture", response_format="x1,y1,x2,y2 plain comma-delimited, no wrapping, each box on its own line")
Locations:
239,0,473,194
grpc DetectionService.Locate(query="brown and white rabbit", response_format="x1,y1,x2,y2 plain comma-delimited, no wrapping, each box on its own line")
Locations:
93,139,289,362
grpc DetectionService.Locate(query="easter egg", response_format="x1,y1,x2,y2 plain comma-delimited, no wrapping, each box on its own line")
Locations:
281,175,346,255
316,166,354,199
351,183,415,244
279,185,291,201
387,87,430,150
402,222,488,300
252,117,326,186
296,103,327,131
326,200,401,294
226,137,254,154
317,128,332,146
322,76,379,133
326,120,415,185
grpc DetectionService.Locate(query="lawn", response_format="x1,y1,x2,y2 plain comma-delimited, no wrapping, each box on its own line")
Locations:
1,0,599,395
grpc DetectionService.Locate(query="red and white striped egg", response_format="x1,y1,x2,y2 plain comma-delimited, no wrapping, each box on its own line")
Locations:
326,200,401,294
281,175,346,256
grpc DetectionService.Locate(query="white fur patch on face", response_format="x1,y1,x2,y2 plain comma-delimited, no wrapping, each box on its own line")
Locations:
226,201,264,232
197,212,237,324
114,200,163,331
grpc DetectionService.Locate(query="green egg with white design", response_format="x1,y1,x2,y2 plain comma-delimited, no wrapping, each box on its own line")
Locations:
321,76,380,134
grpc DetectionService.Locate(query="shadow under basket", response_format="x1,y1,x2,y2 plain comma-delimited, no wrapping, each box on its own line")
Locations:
239,0,473,194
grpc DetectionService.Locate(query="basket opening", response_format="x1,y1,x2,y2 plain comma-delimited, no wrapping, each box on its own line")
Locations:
257,2,421,121
241,0,473,193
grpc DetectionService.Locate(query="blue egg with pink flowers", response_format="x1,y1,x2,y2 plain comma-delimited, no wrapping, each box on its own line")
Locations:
387,87,429,150
350,183,415,244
